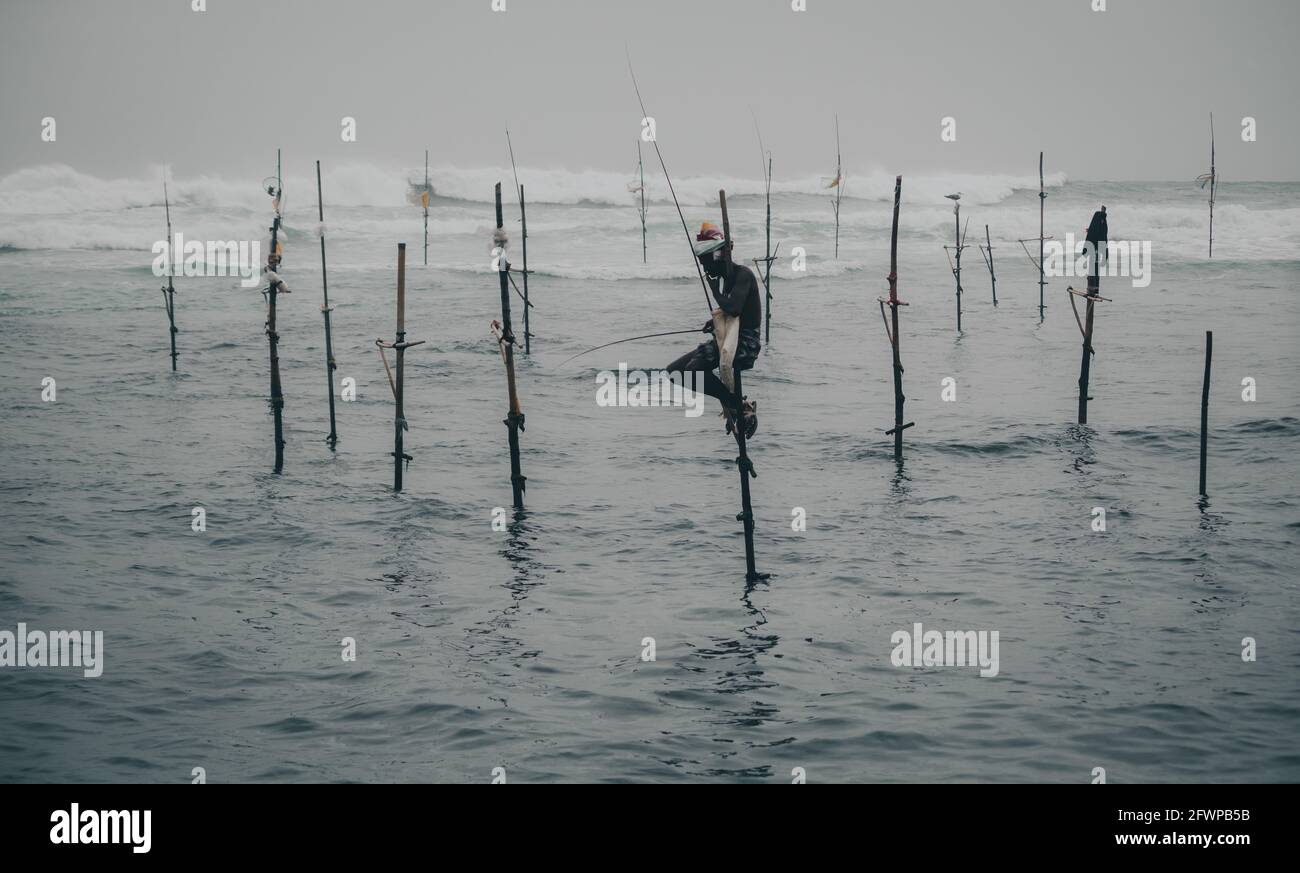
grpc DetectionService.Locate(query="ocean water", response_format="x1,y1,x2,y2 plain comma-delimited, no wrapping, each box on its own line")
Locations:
1,164,1297,783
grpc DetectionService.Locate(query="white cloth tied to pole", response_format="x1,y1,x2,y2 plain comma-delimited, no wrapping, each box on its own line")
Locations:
712,307,741,393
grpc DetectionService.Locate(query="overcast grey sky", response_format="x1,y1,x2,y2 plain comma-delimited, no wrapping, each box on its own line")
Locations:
1,0,1296,181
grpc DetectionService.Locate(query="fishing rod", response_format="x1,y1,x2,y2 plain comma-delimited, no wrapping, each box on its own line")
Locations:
161,176,179,371
506,129,532,353
558,328,701,368
626,47,713,316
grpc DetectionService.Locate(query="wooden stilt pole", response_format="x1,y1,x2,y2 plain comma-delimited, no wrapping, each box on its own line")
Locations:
879,176,913,460
376,244,424,493
494,183,526,510
719,190,764,582
832,115,843,259
520,185,531,355
1199,331,1213,495
1039,151,1047,317
637,139,647,264
265,149,287,474
1197,114,1217,259
1074,247,1105,423
750,117,777,343
316,161,339,447
980,223,997,306
763,154,773,344
954,202,966,330
161,178,179,371
423,149,430,266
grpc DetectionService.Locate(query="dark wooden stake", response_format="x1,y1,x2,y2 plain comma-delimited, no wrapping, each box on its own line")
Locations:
316,161,339,447
719,190,765,582
1039,151,1047,317
944,197,967,331
376,244,424,492
520,184,531,355
879,176,913,460
1197,114,1217,259
494,183,526,510
762,154,774,344
979,223,997,306
1073,249,1107,424
831,115,843,259
161,179,179,371
265,149,287,474
423,149,430,266
637,139,647,263
1199,330,1213,495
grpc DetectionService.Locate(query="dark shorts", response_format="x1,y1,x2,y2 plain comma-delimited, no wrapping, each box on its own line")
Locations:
676,327,761,373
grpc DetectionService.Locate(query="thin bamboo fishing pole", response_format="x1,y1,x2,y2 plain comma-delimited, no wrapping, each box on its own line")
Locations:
625,50,713,318
161,178,178,371
316,160,339,447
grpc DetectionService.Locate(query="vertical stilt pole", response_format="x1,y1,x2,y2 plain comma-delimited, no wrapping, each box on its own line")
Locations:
424,149,430,266
316,161,339,447
832,115,842,259
764,155,772,344
161,179,179,371
1077,260,1101,424
719,190,763,583
376,245,423,492
495,183,526,510
880,176,912,461
266,149,286,474
954,201,963,331
985,224,997,305
1039,151,1047,317
520,185,530,355
1200,331,1213,495
393,244,407,491
638,140,647,264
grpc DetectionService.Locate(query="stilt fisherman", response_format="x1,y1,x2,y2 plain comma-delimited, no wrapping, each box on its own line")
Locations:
1083,205,1108,292
666,222,761,439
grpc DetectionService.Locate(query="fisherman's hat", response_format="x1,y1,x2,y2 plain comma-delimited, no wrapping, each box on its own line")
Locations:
693,222,726,257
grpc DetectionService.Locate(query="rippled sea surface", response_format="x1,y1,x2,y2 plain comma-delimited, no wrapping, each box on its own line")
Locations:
1,179,1298,782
